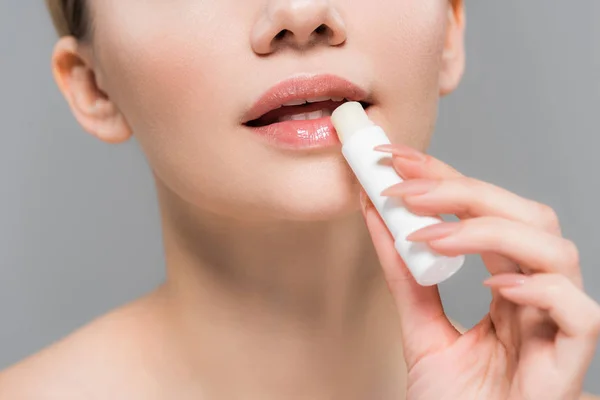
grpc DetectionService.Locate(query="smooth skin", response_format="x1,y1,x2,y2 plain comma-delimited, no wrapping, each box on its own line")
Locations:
364,143,600,399
1,0,599,398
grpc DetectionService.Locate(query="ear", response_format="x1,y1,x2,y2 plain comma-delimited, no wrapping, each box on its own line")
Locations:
439,0,466,96
51,37,132,144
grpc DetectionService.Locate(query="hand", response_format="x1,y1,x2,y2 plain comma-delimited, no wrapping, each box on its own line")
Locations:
360,143,600,400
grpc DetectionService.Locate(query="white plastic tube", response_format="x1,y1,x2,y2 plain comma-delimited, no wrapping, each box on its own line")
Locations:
332,102,465,286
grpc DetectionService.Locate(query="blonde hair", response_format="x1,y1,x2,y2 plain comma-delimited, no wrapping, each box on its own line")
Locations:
45,0,89,39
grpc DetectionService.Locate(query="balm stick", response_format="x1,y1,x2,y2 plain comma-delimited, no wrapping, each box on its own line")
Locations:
332,102,465,286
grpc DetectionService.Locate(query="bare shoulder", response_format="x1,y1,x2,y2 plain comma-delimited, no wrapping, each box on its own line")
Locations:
581,394,600,400
0,293,168,400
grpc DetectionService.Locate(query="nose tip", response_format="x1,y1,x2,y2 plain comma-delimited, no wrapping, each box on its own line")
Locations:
252,0,347,55
270,0,340,44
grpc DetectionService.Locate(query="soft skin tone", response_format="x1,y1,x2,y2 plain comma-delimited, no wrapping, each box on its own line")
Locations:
1,0,599,399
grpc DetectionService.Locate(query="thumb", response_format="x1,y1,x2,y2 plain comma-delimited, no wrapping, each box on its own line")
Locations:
360,190,459,367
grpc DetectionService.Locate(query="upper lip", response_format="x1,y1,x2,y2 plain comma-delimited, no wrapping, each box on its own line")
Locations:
242,74,370,124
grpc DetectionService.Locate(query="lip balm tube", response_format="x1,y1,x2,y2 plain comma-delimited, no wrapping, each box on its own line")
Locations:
331,102,465,286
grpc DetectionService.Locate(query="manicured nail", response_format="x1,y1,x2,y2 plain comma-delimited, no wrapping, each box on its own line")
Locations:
483,274,530,288
381,179,439,197
373,144,426,162
406,222,461,242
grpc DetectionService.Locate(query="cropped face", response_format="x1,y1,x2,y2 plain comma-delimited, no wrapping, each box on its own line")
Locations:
56,0,465,221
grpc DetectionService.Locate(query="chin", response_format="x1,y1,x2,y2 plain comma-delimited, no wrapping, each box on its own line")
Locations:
158,138,367,222
259,170,362,222
273,187,361,222
197,170,361,223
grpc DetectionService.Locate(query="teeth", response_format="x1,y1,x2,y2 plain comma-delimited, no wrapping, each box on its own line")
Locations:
307,110,324,119
291,113,310,120
282,96,347,106
306,96,331,103
283,99,307,106
278,109,331,122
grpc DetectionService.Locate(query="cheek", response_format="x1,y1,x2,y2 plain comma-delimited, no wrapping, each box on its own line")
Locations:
351,0,448,146
93,0,248,141
92,1,260,199
358,0,448,79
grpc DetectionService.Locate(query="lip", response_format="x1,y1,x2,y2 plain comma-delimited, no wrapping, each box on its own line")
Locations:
242,75,371,150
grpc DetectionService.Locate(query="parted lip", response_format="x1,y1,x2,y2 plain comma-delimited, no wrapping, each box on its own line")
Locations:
242,74,370,124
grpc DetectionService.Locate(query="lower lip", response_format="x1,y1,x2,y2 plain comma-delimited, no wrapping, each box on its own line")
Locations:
247,117,341,150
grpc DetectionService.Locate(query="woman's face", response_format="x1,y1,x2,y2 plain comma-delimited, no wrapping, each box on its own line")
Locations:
84,0,464,221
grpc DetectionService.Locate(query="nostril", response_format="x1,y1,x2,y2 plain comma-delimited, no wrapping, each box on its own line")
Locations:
274,25,329,43
314,24,328,35
275,29,289,41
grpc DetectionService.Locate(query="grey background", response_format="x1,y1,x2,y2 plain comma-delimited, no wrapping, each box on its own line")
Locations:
1,1,599,394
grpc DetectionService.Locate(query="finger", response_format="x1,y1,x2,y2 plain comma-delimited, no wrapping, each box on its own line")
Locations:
375,144,526,279
381,177,561,235
485,273,600,375
374,144,463,181
486,273,600,337
407,218,582,285
360,190,459,367
376,144,561,234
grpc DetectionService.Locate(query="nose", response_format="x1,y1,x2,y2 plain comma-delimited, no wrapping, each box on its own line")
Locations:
251,0,347,55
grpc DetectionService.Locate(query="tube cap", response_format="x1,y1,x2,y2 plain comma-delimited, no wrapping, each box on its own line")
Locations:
331,102,374,143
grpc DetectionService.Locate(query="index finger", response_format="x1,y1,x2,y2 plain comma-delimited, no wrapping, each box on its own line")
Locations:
374,144,464,180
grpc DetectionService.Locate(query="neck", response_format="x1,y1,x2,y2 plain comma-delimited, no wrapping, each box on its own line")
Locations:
155,182,406,399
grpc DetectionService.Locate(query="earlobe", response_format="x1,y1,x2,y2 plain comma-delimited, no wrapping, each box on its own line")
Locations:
439,0,466,96
51,37,132,144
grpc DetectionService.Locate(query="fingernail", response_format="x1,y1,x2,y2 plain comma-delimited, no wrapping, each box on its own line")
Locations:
406,222,461,242
483,274,530,288
374,144,426,162
381,179,439,197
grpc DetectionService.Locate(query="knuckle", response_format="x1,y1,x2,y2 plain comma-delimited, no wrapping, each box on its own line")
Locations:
421,153,435,167
535,202,560,230
456,176,478,191
450,177,480,214
561,239,581,267
588,306,600,337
